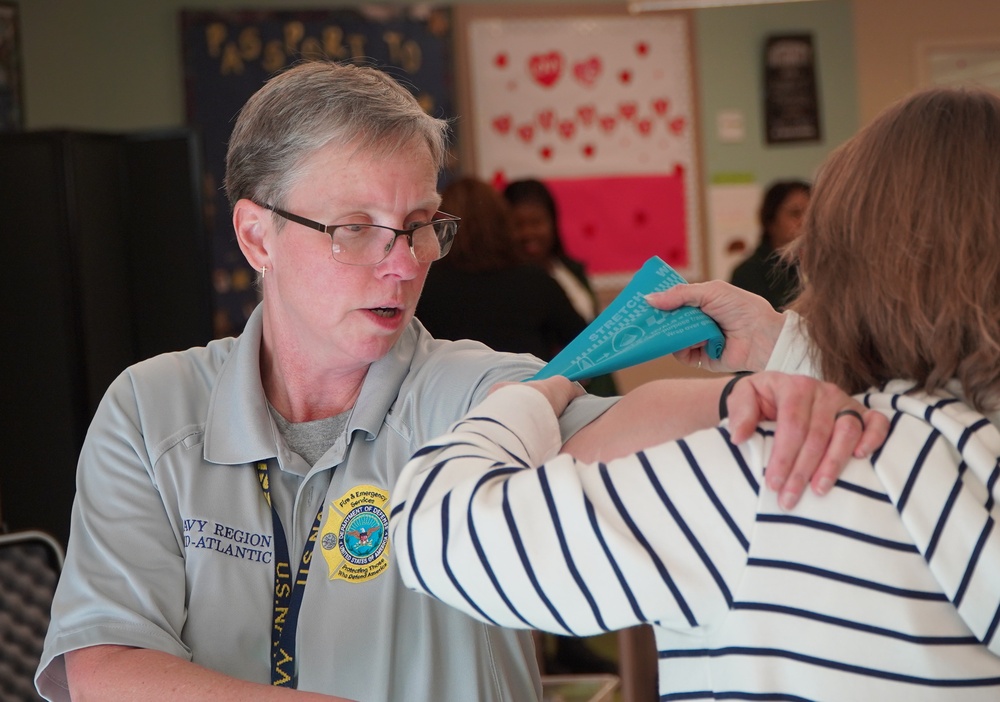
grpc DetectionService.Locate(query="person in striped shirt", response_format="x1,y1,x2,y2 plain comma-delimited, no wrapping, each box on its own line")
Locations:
390,85,1000,700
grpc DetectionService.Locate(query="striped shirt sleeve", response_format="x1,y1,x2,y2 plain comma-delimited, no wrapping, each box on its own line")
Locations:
390,383,761,637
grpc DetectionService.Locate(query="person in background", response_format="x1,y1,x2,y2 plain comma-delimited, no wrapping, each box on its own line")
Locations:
501,176,622,672
730,179,811,310
391,86,1000,700
416,176,588,362
35,59,882,702
503,178,618,398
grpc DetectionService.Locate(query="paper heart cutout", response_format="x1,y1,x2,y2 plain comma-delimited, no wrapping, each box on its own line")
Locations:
529,52,563,88
572,56,602,86
537,109,555,130
492,114,512,135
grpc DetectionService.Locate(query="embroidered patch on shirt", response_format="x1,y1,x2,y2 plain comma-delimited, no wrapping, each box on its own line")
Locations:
320,484,390,583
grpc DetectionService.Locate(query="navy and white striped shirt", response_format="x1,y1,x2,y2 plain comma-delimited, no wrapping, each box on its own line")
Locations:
390,380,1000,700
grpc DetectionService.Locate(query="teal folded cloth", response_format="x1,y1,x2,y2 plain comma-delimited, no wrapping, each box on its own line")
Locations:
531,256,724,382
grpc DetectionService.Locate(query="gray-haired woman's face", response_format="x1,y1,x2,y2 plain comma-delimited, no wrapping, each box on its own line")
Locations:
253,139,442,369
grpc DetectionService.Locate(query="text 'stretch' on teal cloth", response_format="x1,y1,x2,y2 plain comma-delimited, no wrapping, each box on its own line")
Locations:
531,256,725,382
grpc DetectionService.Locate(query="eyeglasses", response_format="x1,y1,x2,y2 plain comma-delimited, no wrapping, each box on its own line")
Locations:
260,203,460,266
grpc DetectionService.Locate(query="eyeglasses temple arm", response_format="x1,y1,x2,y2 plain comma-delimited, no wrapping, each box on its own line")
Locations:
263,204,330,233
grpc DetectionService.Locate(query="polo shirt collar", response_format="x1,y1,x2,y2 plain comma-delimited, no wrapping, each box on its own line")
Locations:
347,321,420,441
203,304,276,465
203,304,421,465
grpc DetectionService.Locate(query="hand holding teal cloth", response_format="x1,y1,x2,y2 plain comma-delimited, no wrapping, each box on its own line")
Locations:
530,256,725,382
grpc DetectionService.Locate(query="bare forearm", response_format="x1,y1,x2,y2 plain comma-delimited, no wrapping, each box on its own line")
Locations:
564,377,729,462
66,645,354,702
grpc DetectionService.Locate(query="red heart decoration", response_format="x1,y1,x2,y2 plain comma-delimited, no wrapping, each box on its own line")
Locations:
537,109,555,130
599,115,617,133
572,56,602,87
618,102,638,121
576,104,596,126
492,114,512,135
669,117,686,135
528,52,563,88
494,52,508,69
652,98,669,116
539,146,553,160
619,69,633,85
558,120,576,140
491,171,507,190
636,42,649,57
637,118,652,136
517,124,535,143
582,144,595,158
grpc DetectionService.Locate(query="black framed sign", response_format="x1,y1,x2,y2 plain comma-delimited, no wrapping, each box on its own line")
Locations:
763,34,820,144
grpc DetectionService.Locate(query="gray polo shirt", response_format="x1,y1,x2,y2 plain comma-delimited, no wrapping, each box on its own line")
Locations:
36,305,617,702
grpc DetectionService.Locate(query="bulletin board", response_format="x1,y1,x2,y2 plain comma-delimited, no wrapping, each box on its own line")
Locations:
180,7,455,336
0,2,22,131
454,4,704,288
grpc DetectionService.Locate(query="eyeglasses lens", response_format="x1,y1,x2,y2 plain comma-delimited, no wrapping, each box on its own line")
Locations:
331,221,456,265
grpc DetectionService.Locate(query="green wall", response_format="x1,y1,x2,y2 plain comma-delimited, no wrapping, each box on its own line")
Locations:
695,0,858,186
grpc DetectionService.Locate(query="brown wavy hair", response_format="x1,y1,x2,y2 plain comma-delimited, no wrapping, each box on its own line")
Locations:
437,177,523,273
791,86,1000,411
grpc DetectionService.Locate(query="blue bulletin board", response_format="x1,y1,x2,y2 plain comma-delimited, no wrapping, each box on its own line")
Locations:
0,2,22,131
181,8,455,337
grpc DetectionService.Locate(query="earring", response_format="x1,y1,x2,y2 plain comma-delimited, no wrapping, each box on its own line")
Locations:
261,265,267,277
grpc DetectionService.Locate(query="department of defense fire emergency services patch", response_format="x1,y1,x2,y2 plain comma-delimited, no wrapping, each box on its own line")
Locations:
320,484,390,583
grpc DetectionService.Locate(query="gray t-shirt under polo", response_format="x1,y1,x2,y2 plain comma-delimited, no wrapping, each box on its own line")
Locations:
36,304,617,702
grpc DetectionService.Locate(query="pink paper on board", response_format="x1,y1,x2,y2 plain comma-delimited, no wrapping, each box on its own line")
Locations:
543,167,688,275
